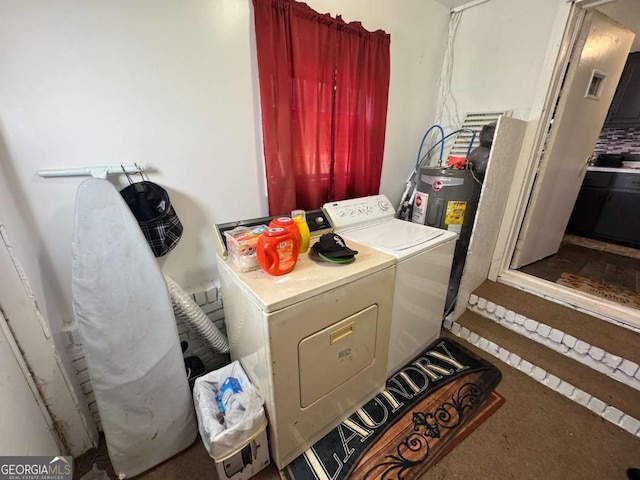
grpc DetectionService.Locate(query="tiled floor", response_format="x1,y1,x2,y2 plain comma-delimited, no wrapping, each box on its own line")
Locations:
563,234,640,260
518,239,640,294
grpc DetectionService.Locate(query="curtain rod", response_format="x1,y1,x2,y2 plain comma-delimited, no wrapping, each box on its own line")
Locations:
37,164,144,179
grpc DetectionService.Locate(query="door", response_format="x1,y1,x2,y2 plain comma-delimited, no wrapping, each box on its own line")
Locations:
511,10,634,269
0,310,60,455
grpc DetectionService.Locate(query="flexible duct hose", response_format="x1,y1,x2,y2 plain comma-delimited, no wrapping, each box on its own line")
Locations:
164,274,230,354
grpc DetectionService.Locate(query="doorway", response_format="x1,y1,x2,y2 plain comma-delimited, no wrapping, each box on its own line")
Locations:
495,4,640,329
516,237,640,312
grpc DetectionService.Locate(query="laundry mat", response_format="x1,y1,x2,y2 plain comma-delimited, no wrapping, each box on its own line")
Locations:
280,338,503,480
557,272,640,309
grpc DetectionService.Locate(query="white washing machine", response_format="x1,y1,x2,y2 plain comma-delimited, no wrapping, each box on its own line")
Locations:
324,194,457,376
215,217,395,469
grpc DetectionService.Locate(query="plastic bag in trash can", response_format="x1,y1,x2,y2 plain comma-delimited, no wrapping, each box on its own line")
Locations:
193,361,266,460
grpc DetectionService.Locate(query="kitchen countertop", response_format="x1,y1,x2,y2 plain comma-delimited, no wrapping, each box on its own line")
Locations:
587,166,640,174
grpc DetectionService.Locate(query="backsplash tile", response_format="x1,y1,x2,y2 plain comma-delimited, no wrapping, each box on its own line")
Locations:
594,128,640,155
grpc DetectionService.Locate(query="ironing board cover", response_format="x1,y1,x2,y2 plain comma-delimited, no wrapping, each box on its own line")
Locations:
71,178,196,478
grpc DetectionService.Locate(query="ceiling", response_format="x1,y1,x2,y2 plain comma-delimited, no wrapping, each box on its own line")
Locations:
431,0,485,11
595,0,640,52
432,0,639,53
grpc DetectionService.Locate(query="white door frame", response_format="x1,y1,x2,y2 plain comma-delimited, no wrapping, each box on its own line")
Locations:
489,3,640,331
0,308,63,453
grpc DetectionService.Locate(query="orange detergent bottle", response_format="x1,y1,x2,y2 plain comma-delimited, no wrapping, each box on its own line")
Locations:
269,217,300,246
256,227,299,276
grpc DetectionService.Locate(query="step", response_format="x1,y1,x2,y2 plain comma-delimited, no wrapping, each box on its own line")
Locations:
444,311,640,438
467,280,640,391
446,278,640,436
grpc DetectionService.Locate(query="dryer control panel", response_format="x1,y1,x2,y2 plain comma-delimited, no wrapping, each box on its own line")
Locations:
323,194,396,230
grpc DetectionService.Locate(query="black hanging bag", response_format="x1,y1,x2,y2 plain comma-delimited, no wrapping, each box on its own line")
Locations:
119,167,183,257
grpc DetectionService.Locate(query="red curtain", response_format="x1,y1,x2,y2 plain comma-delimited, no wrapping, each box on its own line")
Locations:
252,0,390,214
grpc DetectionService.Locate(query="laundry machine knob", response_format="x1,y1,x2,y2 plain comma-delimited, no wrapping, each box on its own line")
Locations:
315,217,325,225
378,201,389,211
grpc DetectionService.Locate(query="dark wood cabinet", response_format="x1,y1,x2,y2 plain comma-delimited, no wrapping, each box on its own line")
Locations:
605,52,640,128
567,170,640,247
567,186,608,235
593,190,640,245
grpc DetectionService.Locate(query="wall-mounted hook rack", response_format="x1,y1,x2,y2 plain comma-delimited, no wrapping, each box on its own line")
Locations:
37,164,144,180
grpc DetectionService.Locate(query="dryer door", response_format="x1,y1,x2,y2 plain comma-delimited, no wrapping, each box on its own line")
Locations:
298,305,377,408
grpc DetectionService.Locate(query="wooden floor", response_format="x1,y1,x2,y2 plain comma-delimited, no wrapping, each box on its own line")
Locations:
518,240,640,294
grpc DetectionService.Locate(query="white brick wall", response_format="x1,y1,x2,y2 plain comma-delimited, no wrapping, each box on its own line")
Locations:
63,281,230,430
177,282,230,375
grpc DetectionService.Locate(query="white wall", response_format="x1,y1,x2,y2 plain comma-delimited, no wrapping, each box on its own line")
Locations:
0,0,450,451
0,0,581,454
441,0,571,127
437,0,573,287
0,0,449,289
0,143,96,453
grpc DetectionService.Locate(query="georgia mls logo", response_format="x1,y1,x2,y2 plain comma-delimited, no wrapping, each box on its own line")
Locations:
49,457,71,472
432,180,444,191
0,456,73,480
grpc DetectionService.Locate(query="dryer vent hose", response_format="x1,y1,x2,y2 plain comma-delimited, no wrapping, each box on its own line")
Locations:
164,274,230,354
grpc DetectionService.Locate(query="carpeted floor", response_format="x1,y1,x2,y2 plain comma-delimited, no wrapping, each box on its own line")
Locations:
75,331,640,480
472,280,640,365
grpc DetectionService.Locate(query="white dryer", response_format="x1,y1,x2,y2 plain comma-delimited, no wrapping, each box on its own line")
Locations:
324,194,457,376
215,219,395,469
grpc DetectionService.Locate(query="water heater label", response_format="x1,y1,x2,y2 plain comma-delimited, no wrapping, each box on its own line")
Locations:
411,191,429,224
445,201,466,226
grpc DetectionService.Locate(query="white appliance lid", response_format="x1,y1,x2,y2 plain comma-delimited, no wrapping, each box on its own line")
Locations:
339,219,455,258
373,220,444,250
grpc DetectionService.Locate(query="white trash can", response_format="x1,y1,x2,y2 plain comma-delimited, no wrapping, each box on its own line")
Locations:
193,361,270,480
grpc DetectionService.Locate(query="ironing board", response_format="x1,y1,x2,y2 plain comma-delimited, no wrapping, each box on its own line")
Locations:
71,178,196,478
